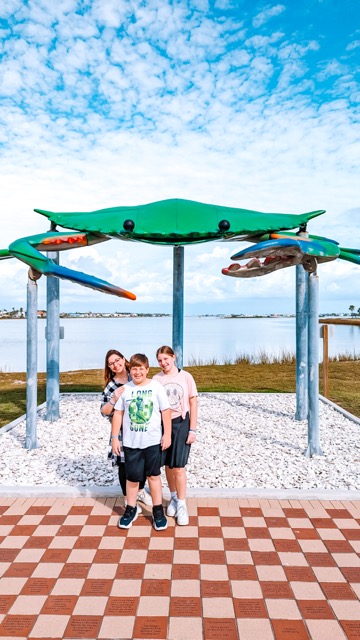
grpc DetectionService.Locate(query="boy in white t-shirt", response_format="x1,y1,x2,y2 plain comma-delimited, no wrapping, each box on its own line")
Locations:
111,353,171,530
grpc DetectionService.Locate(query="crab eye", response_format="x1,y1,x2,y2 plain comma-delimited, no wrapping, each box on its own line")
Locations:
123,219,135,232
219,219,230,231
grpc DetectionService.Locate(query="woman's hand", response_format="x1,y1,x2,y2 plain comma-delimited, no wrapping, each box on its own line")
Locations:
112,436,121,455
161,434,171,450
112,386,125,403
186,430,197,445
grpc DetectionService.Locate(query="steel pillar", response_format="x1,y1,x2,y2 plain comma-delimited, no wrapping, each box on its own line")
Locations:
295,265,308,420
172,245,184,369
304,271,323,457
46,252,60,421
25,269,41,450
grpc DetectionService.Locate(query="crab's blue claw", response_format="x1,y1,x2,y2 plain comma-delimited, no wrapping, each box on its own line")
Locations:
47,262,136,299
222,235,340,278
8,234,136,300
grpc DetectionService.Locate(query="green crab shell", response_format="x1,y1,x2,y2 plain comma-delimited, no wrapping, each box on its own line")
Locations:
34,198,325,245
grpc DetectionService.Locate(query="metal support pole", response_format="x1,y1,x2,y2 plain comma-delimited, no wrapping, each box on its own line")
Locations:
172,245,184,369
46,252,60,421
322,324,329,398
304,271,323,457
25,269,41,450
295,265,308,420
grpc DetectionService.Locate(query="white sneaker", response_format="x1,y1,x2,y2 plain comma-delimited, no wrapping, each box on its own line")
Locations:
137,487,153,506
167,497,178,517
176,503,189,526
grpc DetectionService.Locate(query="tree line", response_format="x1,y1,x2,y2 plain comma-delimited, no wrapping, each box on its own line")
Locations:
349,305,360,316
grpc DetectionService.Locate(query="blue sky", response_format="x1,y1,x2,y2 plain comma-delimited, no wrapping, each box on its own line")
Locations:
0,0,359,315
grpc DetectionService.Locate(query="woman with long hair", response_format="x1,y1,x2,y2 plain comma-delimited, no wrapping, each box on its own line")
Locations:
153,345,198,525
101,349,149,505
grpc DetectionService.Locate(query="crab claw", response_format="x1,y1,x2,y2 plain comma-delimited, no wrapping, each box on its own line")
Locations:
226,263,241,272
222,236,340,279
8,235,136,300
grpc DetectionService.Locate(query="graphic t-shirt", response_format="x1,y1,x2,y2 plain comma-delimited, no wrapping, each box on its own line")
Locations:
115,379,170,449
153,369,198,419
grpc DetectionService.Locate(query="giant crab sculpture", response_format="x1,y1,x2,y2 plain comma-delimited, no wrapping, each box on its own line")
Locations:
1,199,359,291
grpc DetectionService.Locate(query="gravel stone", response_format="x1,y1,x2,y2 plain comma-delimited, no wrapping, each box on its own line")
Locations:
0,393,359,490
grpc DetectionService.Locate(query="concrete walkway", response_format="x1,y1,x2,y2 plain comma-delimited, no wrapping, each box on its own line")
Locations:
0,496,360,639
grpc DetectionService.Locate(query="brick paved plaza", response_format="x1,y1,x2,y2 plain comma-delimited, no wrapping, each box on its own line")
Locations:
0,496,360,639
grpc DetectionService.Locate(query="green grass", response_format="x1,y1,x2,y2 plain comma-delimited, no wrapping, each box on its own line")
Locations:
1,358,359,429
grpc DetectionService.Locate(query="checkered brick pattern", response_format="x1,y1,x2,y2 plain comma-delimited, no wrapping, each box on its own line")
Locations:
0,497,359,639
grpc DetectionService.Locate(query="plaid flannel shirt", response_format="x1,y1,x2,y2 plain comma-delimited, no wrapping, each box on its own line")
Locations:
101,379,125,465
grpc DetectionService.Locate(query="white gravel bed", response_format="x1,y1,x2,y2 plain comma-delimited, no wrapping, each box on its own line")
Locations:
0,393,359,490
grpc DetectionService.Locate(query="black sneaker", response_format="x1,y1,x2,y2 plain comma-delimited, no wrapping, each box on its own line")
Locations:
118,504,139,529
152,504,168,531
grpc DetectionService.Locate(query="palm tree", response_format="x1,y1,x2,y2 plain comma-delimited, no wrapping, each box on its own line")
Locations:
349,305,355,316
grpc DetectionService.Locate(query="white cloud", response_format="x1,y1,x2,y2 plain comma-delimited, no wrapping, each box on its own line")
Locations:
317,59,347,81
252,4,285,28
346,39,360,51
0,0,358,315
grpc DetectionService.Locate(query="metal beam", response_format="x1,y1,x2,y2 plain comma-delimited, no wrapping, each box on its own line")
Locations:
46,252,60,421
172,246,184,369
304,270,323,457
295,265,308,420
25,269,40,450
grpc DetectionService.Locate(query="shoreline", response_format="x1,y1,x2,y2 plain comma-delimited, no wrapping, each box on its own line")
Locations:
2,315,360,325
319,317,360,325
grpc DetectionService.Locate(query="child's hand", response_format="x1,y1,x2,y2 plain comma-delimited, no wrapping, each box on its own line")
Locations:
161,434,171,450
112,438,121,455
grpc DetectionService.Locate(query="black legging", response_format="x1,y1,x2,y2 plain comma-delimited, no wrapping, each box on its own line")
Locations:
118,462,145,496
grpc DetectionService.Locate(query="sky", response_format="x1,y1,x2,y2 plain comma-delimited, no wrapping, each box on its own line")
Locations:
0,0,359,316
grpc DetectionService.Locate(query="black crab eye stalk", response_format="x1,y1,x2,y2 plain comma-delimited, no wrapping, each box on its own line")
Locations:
123,219,135,232
218,220,230,232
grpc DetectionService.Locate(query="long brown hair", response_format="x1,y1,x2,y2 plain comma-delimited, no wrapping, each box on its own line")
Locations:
156,345,175,359
104,349,130,385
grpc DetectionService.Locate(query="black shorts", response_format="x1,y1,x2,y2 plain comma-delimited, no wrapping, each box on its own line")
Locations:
123,444,162,482
162,413,191,469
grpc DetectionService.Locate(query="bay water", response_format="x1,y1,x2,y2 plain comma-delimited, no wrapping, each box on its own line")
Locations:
1,317,359,372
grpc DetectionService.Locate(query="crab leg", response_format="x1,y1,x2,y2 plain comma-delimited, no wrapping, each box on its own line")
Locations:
339,247,360,265
0,249,12,260
8,232,136,300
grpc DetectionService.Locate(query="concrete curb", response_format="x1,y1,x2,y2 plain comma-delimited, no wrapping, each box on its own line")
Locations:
319,394,360,426
0,486,359,500
0,402,46,434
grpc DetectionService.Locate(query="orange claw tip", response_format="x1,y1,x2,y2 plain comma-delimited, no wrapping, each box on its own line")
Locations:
122,290,137,301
